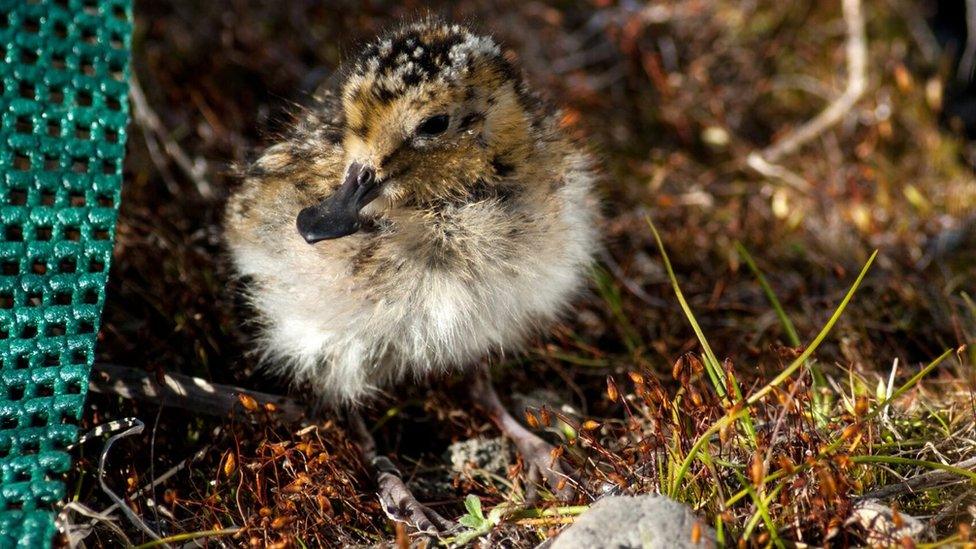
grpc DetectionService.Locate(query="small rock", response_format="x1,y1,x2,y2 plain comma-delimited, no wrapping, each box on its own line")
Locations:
551,494,715,549
409,438,513,500
845,499,925,546
447,437,511,478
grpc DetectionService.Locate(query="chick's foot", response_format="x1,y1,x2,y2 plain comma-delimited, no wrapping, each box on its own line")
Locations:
469,366,578,502
374,457,453,534
348,412,454,535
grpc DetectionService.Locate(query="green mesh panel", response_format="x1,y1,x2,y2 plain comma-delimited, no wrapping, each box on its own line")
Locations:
0,1,131,546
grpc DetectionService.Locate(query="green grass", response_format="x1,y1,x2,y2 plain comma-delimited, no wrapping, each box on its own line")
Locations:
648,217,757,443
582,223,969,546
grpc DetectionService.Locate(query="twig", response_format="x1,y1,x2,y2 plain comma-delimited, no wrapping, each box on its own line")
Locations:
859,456,976,500
763,0,867,161
150,406,163,536
84,441,214,531
747,0,867,190
60,419,150,547
888,0,941,65
960,0,976,81
96,419,166,544
513,516,576,526
60,501,133,548
746,154,812,192
89,363,306,422
129,74,214,199
598,250,668,308
928,489,973,528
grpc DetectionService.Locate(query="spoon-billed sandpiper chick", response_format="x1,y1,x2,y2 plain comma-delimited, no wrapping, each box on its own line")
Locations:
224,20,599,531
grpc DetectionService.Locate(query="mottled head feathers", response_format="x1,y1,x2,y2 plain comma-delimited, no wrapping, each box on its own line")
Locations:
331,20,548,207
346,21,503,104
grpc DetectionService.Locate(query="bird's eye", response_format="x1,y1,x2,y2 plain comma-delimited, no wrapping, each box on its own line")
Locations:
416,114,450,137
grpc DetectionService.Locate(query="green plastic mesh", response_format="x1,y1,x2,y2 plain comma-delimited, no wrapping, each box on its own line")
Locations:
0,0,131,546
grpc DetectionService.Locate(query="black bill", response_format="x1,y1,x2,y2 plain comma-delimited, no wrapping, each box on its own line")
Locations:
296,162,380,244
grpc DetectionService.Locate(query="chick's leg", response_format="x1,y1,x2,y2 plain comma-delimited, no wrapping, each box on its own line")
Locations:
469,365,576,501
347,411,453,535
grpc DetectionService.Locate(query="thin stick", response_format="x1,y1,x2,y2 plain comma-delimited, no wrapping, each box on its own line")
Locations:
59,501,133,547
89,363,305,422
96,419,165,544
747,0,867,187
851,455,976,484
129,74,214,199
512,516,576,526
960,0,976,81
100,442,213,519
859,456,976,499
599,249,668,308
889,0,940,64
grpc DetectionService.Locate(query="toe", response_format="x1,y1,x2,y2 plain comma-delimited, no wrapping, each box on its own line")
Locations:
411,512,438,536
377,472,454,535
422,506,456,533
525,446,578,501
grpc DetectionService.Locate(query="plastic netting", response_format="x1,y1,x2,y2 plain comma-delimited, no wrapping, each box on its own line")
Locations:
0,0,131,546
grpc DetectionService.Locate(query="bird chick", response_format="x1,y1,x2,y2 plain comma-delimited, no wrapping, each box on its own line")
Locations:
225,20,599,529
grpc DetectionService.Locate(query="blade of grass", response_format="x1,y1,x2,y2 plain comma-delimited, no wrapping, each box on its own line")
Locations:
735,241,831,426
733,470,785,548
733,241,801,347
647,218,727,398
918,535,962,549
132,528,241,549
671,409,748,496
724,469,790,509
724,347,953,509
747,250,878,406
647,217,758,446
961,291,975,319
699,451,775,546
714,514,726,547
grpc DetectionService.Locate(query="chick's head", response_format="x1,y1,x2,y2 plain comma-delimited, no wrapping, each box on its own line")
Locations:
296,21,540,243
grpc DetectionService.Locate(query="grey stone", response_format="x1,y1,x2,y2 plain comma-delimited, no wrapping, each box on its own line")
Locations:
409,437,513,501
551,494,716,549
447,436,512,478
845,499,925,546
